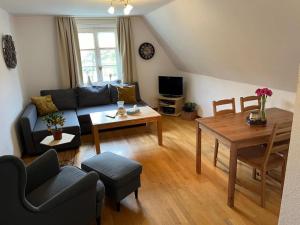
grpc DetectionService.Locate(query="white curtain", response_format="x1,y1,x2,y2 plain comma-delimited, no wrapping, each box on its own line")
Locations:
56,17,82,88
117,17,137,83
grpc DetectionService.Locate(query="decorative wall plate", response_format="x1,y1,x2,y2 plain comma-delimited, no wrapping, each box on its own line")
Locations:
139,42,155,60
2,35,17,69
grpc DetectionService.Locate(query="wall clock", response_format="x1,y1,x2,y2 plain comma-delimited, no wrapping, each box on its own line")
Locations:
139,42,155,60
2,35,17,69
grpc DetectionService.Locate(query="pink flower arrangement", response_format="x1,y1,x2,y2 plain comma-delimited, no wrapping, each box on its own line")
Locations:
255,88,273,97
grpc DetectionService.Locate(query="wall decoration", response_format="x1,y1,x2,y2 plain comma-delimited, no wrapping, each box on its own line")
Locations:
139,42,155,60
2,35,17,69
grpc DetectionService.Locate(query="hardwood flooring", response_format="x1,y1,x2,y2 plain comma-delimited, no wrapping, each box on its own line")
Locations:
23,116,282,225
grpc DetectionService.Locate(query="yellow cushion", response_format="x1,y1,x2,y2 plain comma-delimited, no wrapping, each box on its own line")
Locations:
117,86,137,104
31,95,58,116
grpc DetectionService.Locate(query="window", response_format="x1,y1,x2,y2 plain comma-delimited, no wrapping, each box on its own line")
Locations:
78,29,121,84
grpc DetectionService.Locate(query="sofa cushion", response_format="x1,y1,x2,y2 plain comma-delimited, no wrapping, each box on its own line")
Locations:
32,110,80,144
110,82,141,103
41,89,77,110
77,85,111,108
34,110,79,132
26,166,87,206
117,86,137,104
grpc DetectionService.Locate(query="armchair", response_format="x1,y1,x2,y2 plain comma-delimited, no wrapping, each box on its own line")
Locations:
0,149,105,225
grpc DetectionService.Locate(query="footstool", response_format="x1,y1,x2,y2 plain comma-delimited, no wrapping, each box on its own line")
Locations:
81,152,142,211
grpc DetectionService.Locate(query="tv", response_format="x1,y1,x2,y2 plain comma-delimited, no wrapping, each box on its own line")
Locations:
159,76,183,97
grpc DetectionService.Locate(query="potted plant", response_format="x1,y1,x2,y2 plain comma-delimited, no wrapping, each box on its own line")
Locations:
181,102,198,120
43,112,66,140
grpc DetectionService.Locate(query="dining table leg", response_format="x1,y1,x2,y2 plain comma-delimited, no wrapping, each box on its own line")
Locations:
228,143,238,207
196,121,202,174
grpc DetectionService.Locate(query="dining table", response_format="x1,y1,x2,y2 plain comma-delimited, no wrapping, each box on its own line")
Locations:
195,108,293,207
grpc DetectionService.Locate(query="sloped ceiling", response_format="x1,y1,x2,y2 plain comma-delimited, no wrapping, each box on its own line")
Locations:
0,0,173,16
145,0,300,91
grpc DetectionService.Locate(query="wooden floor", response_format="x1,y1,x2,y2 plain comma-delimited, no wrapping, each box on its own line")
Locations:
23,116,282,225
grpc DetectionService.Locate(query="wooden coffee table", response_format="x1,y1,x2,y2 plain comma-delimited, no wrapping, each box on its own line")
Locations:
90,106,162,154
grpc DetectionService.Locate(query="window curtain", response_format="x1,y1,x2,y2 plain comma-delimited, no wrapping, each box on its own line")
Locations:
117,17,137,83
56,17,82,88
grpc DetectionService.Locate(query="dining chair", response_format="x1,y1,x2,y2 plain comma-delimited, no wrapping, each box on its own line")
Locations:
212,98,236,166
240,96,261,112
237,121,292,207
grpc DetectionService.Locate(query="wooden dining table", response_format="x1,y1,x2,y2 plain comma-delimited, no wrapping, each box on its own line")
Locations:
195,108,293,207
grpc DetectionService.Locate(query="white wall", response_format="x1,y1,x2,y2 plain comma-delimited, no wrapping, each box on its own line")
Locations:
13,16,61,102
145,0,300,92
0,8,24,156
279,68,300,225
184,72,296,117
131,16,179,107
12,16,177,106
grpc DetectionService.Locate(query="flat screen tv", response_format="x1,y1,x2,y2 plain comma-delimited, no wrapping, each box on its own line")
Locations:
159,76,183,97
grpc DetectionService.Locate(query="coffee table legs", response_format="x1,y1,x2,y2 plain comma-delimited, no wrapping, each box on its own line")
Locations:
157,118,163,145
93,126,101,154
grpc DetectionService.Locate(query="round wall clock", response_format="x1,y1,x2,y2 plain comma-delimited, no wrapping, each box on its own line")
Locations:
2,35,17,69
139,42,155,60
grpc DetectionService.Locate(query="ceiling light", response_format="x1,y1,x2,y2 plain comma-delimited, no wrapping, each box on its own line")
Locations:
107,0,133,15
108,6,115,15
124,4,133,15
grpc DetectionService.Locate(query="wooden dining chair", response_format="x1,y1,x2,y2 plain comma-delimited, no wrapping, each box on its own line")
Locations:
237,121,292,207
240,96,261,112
212,98,236,166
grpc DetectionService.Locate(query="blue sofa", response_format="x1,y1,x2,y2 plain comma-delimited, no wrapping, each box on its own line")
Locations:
20,83,146,155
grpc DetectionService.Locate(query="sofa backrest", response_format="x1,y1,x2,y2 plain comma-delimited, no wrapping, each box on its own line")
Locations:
40,89,77,110
77,85,111,108
40,82,142,109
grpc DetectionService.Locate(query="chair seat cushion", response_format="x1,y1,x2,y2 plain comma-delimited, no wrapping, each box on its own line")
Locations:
237,145,284,169
81,152,142,188
26,166,86,206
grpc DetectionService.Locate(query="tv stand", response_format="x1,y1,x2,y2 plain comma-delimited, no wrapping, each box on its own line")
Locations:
158,95,184,117
161,94,182,98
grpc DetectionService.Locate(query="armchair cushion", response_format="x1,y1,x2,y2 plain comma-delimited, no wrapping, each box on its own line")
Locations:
27,166,88,207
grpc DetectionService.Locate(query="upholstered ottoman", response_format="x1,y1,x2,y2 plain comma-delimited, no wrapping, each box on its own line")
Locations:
81,152,142,211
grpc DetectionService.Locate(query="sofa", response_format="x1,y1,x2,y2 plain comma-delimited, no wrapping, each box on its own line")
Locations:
0,149,105,225
20,83,146,155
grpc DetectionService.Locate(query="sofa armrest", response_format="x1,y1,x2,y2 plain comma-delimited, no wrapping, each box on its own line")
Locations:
20,104,38,154
37,171,99,212
26,149,60,194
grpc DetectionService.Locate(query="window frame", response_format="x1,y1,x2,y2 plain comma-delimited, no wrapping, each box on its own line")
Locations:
78,27,121,84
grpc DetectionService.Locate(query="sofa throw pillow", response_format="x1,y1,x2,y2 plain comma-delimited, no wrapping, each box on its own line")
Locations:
77,85,111,108
110,82,141,103
31,95,58,116
117,86,137,104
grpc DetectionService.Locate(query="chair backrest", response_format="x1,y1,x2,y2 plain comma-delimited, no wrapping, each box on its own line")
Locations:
263,121,292,168
0,155,29,212
240,96,261,112
213,98,236,116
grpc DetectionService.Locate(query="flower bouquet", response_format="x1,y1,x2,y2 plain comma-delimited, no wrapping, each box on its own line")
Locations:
247,88,273,126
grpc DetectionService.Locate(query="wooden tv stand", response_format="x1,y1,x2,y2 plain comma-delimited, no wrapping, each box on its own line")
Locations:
158,96,184,116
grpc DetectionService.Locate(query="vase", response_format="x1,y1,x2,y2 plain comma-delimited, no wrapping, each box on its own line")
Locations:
260,96,267,122
51,129,62,140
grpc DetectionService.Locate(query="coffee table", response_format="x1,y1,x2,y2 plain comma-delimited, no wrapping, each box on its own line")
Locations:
90,106,163,154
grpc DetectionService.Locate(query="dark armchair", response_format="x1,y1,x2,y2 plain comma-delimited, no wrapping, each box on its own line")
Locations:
0,149,105,225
